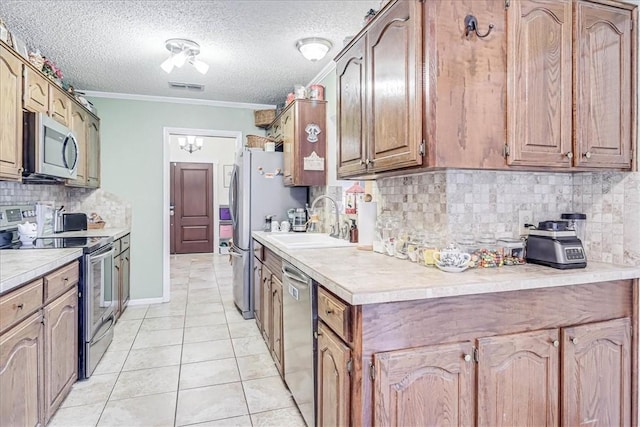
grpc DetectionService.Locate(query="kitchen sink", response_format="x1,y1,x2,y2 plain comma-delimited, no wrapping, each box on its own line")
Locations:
265,233,355,249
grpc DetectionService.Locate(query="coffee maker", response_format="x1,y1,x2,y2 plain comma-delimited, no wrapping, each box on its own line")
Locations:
526,220,586,269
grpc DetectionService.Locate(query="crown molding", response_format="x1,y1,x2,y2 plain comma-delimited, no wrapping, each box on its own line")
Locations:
79,90,276,110
307,60,336,86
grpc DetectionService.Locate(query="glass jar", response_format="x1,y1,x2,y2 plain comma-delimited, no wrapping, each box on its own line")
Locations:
497,238,526,265
382,216,400,256
419,236,440,267
407,229,425,263
395,227,411,260
456,234,478,255
476,233,502,267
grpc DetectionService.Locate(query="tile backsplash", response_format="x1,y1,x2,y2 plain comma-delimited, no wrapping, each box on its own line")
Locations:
0,182,132,228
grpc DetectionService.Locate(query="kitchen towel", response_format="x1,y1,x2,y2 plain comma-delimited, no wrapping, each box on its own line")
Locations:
357,201,377,250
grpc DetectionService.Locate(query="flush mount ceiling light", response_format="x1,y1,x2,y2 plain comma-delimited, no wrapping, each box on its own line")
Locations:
178,135,204,153
296,37,333,62
161,38,210,74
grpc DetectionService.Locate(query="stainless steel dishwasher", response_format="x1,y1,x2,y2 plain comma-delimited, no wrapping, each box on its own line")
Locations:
282,261,316,427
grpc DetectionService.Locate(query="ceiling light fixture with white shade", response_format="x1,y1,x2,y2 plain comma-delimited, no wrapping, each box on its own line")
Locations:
296,37,333,62
161,38,210,74
178,135,204,153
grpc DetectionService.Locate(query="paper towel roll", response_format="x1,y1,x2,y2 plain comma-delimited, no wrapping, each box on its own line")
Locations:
357,202,377,250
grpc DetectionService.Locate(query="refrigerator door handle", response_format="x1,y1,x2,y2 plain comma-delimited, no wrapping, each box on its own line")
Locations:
229,245,243,258
229,165,238,228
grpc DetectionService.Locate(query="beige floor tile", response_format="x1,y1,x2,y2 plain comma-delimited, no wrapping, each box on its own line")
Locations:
188,280,218,290
145,303,186,318
183,325,230,344
225,309,246,324
232,336,270,358
242,376,295,414
110,365,179,400
108,334,136,352
186,302,225,316
228,319,261,338
184,312,228,327
175,382,248,426
118,306,148,320
236,353,279,381
93,350,129,375
122,345,182,371
140,315,185,331
131,328,183,349
61,373,118,408
97,392,176,427
185,415,252,426
251,407,306,427
113,318,143,335
182,339,234,364
186,294,222,305
180,358,240,389
48,402,105,427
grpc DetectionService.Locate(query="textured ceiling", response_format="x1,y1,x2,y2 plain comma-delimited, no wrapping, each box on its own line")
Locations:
0,0,380,106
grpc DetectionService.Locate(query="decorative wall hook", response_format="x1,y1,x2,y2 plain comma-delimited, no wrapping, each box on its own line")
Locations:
464,15,494,38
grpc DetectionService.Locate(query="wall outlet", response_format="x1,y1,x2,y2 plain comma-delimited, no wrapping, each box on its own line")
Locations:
519,210,533,236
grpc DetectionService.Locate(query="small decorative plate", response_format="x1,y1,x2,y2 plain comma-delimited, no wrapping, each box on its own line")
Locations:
436,264,469,273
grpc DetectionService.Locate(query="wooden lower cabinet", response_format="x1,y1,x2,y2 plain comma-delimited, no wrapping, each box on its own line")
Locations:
253,257,262,333
113,253,121,319
0,311,44,427
373,341,475,426
261,266,272,345
562,317,631,426
44,287,78,423
477,329,559,426
317,322,351,427
271,275,284,376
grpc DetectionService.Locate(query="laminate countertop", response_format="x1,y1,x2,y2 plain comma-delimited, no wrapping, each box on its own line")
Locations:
253,231,640,305
0,249,83,295
43,227,130,240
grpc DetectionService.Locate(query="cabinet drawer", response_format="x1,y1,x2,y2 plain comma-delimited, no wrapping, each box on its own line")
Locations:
253,240,264,261
0,279,43,333
120,234,130,252
263,247,282,282
44,261,79,303
318,287,351,342
113,238,121,255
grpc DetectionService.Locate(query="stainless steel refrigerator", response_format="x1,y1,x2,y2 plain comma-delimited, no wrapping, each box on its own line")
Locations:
229,149,307,319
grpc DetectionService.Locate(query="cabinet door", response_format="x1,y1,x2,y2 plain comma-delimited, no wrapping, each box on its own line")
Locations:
507,0,572,167
574,1,633,168
337,36,367,178
113,253,122,319
0,46,23,181
373,341,474,426
67,104,87,186
281,108,295,186
49,86,70,127
367,0,423,172
0,312,44,427
477,329,559,427
562,317,631,427
271,275,284,376
121,248,130,312
317,322,350,427
44,287,77,423
253,258,263,333
24,67,49,114
86,116,100,187
261,266,272,345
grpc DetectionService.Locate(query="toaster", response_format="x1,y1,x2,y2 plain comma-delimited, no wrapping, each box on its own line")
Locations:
62,213,88,232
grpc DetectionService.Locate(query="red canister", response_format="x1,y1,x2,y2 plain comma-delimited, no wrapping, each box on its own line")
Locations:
309,84,325,100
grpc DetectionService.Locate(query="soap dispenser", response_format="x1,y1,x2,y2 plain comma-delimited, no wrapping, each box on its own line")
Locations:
349,219,358,243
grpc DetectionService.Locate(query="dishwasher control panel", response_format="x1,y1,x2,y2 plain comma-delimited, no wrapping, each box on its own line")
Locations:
288,284,299,300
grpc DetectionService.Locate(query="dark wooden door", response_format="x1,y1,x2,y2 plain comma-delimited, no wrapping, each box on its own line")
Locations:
477,329,560,427
170,162,214,254
373,341,475,426
562,317,631,426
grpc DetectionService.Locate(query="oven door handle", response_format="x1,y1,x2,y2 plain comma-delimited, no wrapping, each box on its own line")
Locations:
90,245,114,261
92,314,115,343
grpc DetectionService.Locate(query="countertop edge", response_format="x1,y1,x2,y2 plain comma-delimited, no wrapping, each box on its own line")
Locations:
43,227,131,240
0,249,84,295
253,231,640,305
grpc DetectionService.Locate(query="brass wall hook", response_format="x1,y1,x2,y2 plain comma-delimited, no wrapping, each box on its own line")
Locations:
464,15,494,38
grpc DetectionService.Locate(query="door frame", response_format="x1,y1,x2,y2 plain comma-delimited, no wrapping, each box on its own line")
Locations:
162,127,243,302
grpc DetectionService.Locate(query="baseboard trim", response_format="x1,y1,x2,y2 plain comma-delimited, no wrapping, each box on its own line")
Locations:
128,297,165,306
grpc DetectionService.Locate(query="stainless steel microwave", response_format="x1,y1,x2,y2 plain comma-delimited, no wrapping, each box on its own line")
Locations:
23,112,78,181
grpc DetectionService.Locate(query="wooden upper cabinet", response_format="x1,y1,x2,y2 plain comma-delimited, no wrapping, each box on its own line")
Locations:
281,108,295,185
507,0,573,168
86,115,100,187
24,66,50,114
336,35,367,178
67,103,87,186
574,1,633,168
0,45,24,181
477,329,560,427
373,341,475,426
562,317,631,427
317,322,351,427
367,0,423,172
49,85,70,127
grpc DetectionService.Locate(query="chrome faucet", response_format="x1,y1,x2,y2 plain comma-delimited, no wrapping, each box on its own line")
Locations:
309,195,340,238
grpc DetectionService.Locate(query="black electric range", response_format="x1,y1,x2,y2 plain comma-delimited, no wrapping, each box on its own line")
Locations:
0,236,113,252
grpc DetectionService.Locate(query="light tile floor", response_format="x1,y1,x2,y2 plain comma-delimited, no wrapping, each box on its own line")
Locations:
50,253,306,427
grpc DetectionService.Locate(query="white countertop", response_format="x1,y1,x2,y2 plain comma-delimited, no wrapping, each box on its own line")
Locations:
44,227,130,240
0,249,83,295
253,231,640,305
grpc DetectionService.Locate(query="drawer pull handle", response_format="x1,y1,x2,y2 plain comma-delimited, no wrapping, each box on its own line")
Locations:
326,309,334,315
552,340,559,347
16,303,24,310
63,277,69,282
